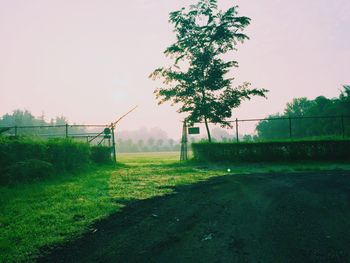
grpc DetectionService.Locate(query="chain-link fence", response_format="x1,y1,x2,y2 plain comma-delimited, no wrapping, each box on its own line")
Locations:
186,115,350,142
0,124,112,146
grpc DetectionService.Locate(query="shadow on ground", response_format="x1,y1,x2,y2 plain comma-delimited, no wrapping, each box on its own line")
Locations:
38,171,350,263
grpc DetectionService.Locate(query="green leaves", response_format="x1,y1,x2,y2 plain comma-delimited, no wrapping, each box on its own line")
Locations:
150,0,268,140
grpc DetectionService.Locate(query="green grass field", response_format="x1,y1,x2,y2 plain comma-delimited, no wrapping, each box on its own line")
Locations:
1,152,350,262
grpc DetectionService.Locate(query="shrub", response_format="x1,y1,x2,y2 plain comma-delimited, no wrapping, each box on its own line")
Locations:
0,137,47,169
192,140,350,162
0,137,107,185
46,139,90,171
1,159,54,185
90,146,112,164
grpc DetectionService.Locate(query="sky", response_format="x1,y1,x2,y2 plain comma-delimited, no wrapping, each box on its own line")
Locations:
0,0,349,138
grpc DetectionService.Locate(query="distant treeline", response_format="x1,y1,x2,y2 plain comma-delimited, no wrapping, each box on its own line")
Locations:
255,86,350,140
0,109,70,127
116,138,180,153
0,109,84,135
0,110,181,152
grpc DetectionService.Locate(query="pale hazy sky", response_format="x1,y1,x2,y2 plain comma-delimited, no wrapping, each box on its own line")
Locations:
0,0,349,138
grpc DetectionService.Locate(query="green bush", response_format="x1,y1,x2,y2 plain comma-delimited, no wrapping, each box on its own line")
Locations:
46,139,90,170
0,137,47,169
0,137,110,185
90,146,112,164
1,159,54,185
192,140,350,162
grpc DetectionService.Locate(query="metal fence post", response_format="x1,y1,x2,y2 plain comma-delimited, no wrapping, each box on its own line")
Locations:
65,124,69,138
289,117,292,139
111,124,117,163
235,118,239,143
180,120,188,161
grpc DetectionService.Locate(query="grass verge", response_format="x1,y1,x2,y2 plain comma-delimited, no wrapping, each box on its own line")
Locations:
0,165,116,262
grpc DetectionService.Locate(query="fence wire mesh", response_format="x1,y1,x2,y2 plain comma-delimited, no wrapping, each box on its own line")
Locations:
0,124,111,146
187,115,350,142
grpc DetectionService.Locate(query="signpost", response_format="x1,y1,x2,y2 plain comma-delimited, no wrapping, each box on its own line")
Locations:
188,127,200,135
181,125,201,161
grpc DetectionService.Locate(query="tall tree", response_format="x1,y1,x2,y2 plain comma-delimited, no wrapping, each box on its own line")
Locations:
150,0,267,142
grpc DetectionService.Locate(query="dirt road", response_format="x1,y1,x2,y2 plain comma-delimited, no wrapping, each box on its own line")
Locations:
38,171,350,263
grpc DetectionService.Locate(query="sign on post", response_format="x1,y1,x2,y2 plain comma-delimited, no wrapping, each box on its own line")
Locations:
188,127,200,135
103,128,111,139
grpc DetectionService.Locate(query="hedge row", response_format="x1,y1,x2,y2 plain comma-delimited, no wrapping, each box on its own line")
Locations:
0,137,112,184
192,140,350,162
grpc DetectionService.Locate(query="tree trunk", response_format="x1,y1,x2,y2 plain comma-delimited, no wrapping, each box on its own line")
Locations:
204,117,212,143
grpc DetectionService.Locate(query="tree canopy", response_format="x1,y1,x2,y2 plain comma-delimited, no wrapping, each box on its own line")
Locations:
150,0,267,142
0,109,83,136
256,86,350,139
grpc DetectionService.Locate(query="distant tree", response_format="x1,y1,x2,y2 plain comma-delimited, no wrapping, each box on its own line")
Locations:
54,116,68,125
256,86,350,139
147,137,155,147
0,109,36,127
284,98,315,117
117,139,125,152
340,85,350,101
256,113,290,139
167,138,175,151
156,139,164,147
0,110,88,136
39,112,46,125
339,85,350,117
137,139,144,151
211,127,231,141
150,0,267,142
168,138,175,147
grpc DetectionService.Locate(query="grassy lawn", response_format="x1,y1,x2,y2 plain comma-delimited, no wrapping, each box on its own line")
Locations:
1,152,350,262
0,166,116,262
0,152,224,262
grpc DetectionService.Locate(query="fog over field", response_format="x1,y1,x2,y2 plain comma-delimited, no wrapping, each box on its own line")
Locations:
1,0,349,138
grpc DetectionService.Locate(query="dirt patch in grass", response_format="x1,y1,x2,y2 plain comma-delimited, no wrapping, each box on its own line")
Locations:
38,171,350,263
